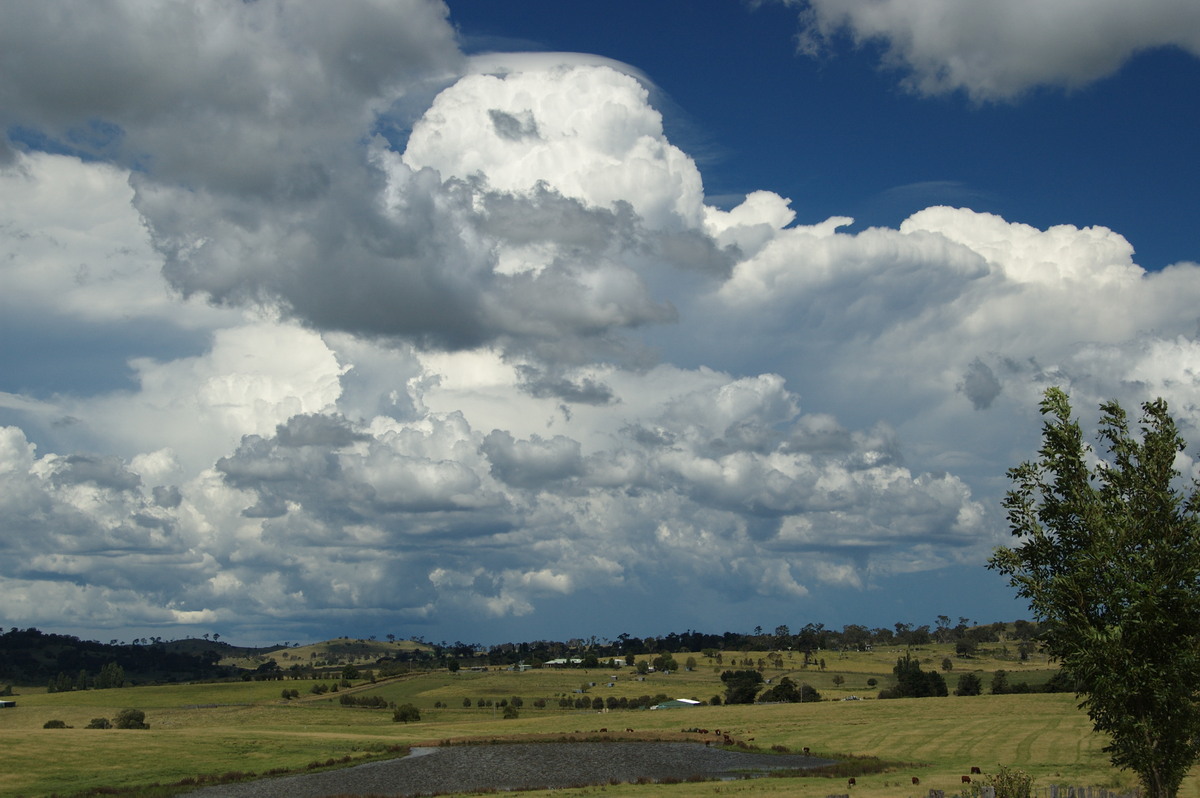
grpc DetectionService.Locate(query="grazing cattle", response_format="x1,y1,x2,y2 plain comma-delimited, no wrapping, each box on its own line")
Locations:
912,777,920,785
971,767,982,774
803,747,810,754
962,776,973,784
625,728,634,733
599,728,607,732
848,777,856,787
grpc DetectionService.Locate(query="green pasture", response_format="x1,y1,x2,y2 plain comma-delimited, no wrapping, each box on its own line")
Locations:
2,642,1184,798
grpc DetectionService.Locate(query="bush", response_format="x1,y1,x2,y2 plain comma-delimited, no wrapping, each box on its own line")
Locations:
988,765,1033,798
502,704,519,719
114,708,149,729
86,717,113,729
43,719,69,728
956,672,983,696
991,670,1010,695
392,703,421,723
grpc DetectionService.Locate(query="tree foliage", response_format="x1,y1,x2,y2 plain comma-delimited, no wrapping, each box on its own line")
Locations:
990,388,1200,798
878,653,947,699
114,708,149,729
955,672,982,696
719,669,763,704
758,676,819,703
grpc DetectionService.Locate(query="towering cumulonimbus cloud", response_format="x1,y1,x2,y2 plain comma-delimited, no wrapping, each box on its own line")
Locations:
2,0,1200,641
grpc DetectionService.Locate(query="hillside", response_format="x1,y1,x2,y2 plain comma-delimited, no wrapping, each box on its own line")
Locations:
219,636,432,670
0,628,239,686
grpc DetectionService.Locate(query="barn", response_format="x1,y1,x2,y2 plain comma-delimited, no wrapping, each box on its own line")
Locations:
650,698,701,709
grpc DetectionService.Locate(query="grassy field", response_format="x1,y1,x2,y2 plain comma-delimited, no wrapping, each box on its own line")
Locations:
1,642,1186,798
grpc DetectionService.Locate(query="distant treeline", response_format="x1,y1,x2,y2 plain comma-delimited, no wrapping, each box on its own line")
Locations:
1,618,1040,688
0,627,239,687
471,618,1040,668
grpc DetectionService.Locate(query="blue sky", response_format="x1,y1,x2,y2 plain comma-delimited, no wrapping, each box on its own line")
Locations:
1,0,1199,646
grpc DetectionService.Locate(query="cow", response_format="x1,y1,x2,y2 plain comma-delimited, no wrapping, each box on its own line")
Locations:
912,777,921,785
971,767,982,774
848,777,856,787
962,776,973,784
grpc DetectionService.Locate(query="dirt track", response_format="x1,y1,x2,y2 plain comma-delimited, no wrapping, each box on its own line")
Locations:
181,741,835,797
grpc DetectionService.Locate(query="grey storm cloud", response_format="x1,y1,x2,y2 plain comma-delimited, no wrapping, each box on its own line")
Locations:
515,365,617,405
960,357,1003,410
50,454,142,491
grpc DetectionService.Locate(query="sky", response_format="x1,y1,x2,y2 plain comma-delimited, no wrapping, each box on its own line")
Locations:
2,0,1200,647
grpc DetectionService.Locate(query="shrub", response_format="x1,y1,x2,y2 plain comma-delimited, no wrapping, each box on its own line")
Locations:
43,719,69,728
114,708,149,729
502,704,519,719
956,672,983,696
988,765,1033,798
86,717,113,729
392,703,421,723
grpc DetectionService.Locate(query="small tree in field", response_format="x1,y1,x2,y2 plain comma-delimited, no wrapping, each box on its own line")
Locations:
955,672,982,697
990,388,1200,798
114,709,149,729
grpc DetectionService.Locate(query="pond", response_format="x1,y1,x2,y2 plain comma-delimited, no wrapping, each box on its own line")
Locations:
181,741,835,797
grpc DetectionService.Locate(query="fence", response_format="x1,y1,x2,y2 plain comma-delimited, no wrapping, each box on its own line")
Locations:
827,785,1140,798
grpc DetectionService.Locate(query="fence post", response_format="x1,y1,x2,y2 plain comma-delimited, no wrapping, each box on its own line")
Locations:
982,786,996,798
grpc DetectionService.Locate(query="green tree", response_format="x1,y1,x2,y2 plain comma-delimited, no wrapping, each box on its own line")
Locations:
392,703,421,723
880,653,947,699
955,672,982,696
990,388,1200,798
758,676,820,703
991,669,1010,695
720,669,764,704
114,709,149,729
